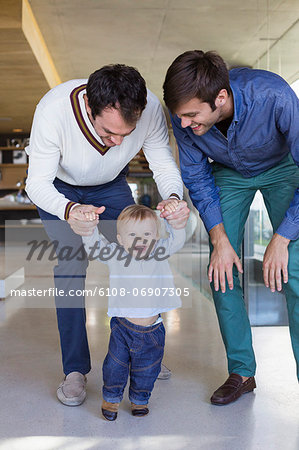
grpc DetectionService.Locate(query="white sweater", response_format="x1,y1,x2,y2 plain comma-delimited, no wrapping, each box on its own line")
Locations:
25,80,183,219
83,221,186,318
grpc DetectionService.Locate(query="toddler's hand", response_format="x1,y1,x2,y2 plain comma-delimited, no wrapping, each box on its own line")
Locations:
157,199,189,228
161,198,179,213
68,205,105,236
84,211,98,221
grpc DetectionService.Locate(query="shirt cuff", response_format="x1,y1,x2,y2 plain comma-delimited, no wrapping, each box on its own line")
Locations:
201,207,223,234
64,201,79,220
168,193,181,200
275,218,299,241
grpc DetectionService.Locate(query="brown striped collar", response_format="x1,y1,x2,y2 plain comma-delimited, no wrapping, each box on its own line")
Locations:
70,84,110,155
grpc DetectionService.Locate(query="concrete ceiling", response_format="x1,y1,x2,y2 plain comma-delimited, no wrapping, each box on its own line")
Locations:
0,0,49,134
0,0,298,134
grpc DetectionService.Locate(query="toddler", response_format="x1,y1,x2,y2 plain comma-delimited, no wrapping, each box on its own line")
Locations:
83,201,185,420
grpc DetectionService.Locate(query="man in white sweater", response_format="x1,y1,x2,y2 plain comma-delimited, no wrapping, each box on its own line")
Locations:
25,64,189,406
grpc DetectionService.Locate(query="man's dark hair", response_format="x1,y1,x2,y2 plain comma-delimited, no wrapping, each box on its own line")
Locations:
86,64,147,124
163,50,231,113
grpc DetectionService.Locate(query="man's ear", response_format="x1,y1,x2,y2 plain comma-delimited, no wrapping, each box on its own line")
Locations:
215,89,228,108
117,234,123,246
83,94,92,116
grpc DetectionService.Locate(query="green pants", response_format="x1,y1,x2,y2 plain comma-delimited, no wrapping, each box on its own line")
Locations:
210,154,299,379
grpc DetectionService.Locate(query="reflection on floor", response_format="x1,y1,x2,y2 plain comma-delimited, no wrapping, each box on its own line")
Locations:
0,264,298,450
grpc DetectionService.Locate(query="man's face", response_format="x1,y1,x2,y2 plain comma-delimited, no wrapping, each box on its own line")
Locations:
175,97,222,136
84,95,136,147
117,217,158,257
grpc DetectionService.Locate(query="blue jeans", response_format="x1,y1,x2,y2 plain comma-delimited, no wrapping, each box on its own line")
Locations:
36,167,135,375
102,317,165,405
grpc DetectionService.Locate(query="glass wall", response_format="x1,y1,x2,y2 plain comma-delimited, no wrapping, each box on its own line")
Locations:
185,192,290,327
253,18,299,85
243,192,288,326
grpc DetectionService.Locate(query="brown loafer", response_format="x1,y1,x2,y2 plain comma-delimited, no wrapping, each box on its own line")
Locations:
131,402,149,417
211,373,256,405
101,400,120,421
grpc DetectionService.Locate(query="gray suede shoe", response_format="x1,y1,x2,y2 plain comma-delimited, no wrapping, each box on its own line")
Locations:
157,363,172,380
56,371,87,406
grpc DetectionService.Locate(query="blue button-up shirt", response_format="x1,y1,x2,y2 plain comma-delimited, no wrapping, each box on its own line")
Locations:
171,68,299,240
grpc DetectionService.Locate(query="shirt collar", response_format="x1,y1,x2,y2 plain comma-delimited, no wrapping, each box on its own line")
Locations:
70,84,110,155
229,78,243,124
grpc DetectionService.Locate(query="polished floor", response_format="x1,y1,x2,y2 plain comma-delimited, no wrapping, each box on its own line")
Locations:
0,257,298,450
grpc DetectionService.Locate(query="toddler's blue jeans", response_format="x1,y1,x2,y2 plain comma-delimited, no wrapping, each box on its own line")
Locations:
103,317,165,405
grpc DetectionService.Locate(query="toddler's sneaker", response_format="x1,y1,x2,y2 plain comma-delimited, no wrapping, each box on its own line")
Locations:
131,402,149,417
102,400,120,421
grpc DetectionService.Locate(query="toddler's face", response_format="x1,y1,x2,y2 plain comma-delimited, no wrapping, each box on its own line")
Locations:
117,217,158,257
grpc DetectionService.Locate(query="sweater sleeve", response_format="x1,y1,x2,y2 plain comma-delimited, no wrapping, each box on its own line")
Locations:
25,106,74,220
142,99,183,200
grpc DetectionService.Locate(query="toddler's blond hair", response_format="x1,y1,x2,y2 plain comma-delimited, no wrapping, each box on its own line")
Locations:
117,204,160,236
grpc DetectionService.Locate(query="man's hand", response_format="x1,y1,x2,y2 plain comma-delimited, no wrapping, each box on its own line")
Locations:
263,233,290,292
208,223,243,293
157,199,190,229
67,204,105,236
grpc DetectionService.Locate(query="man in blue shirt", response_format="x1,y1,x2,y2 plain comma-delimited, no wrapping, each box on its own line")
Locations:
163,50,299,405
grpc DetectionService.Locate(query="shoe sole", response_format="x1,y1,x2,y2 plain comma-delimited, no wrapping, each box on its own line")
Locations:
132,409,149,417
157,373,171,380
56,387,87,406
